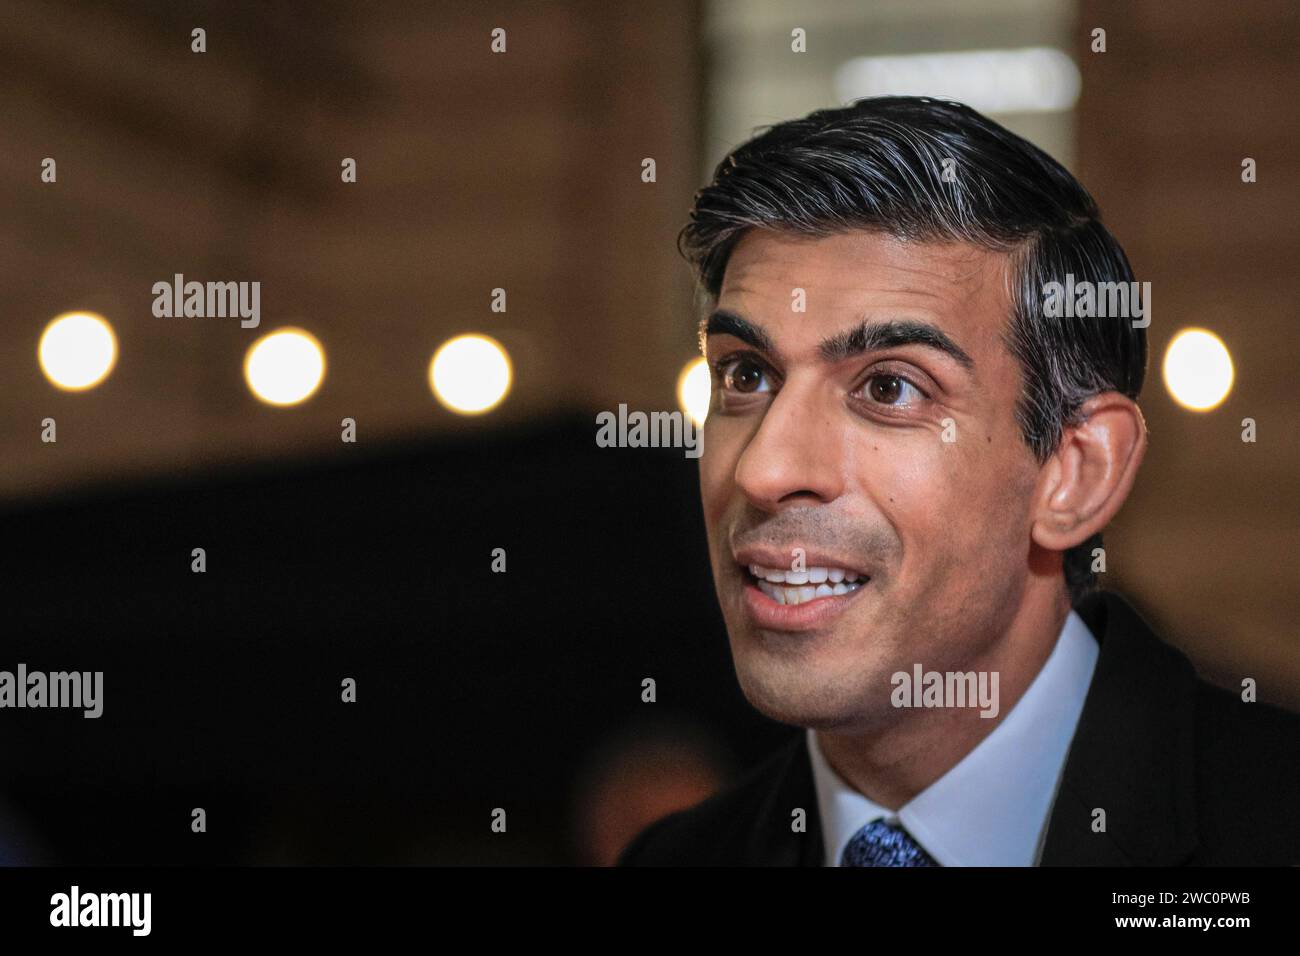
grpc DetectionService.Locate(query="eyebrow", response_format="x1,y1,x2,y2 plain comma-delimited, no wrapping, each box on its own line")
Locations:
700,309,775,354
819,319,974,369
702,309,974,370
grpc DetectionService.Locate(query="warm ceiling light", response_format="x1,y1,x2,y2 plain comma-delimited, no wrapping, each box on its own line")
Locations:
244,327,326,406
1163,328,1234,411
835,47,1081,115
677,357,711,427
429,333,512,415
38,311,118,391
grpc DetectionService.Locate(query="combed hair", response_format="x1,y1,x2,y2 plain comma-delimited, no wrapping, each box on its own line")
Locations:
679,96,1147,603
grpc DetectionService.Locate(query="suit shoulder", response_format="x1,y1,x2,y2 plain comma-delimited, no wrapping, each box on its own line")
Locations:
617,737,800,866
1194,678,1300,772
1190,678,1300,862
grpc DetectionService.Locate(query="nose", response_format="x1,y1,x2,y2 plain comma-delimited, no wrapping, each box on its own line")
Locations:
733,379,845,512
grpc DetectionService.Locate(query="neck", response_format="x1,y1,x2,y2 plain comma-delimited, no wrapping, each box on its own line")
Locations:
816,577,1071,810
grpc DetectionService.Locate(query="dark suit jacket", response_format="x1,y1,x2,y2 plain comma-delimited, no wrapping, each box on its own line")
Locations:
618,590,1300,866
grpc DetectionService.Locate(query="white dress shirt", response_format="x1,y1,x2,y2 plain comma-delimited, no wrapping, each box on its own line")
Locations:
807,609,1099,866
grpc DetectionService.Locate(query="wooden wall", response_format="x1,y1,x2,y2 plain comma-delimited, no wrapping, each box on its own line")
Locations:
1076,0,1300,706
0,1,701,498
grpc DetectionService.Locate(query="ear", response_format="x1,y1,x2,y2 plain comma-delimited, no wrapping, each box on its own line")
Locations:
1031,392,1147,553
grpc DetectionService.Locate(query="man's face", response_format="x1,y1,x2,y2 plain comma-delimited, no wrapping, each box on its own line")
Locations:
700,229,1044,733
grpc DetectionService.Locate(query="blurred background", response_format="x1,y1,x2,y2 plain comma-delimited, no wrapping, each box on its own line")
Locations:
1,0,1296,864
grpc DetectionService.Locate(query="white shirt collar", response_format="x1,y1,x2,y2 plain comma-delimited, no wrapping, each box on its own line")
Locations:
807,609,1099,866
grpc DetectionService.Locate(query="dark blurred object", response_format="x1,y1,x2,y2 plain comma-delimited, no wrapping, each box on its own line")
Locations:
569,717,734,866
0,794,50,866
0,416,789,864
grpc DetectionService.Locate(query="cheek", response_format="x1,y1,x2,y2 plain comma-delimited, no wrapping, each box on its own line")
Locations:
874,437,1031,574
873,455,951,563
698,421,739,525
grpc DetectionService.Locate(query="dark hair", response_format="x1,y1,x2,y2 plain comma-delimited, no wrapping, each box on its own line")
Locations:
679,96,1146,604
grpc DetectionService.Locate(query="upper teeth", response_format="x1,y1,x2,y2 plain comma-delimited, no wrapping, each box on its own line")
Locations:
747,564,866,606
749,564,860,584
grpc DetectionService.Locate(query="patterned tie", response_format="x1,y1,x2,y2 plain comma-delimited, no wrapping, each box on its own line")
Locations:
840,819,940,867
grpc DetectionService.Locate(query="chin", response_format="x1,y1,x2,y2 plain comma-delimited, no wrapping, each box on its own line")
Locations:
732,653,890,731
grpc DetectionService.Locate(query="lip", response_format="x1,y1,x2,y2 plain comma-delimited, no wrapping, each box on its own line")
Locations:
733,546,871,580
739,573,868,631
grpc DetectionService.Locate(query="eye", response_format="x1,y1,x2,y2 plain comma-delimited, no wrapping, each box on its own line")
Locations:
860,373,926,406
717,356,772,394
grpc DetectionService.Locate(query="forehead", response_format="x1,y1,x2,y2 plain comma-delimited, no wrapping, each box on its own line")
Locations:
716,229,1014,352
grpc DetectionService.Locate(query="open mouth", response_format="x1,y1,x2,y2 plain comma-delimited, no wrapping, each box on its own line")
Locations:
743,563,868,606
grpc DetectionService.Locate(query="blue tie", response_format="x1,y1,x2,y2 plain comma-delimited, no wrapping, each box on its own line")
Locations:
841,819,939,867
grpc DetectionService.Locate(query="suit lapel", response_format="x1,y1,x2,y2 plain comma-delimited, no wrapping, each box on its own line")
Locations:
742,732,825,865
1039,591,1200,865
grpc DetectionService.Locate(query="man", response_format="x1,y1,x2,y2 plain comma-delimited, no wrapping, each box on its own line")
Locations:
618,97,1300,866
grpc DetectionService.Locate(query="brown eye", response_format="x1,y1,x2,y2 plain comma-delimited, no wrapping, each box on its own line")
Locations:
864,374,923,405
722,358,771,394
868,375,902,403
